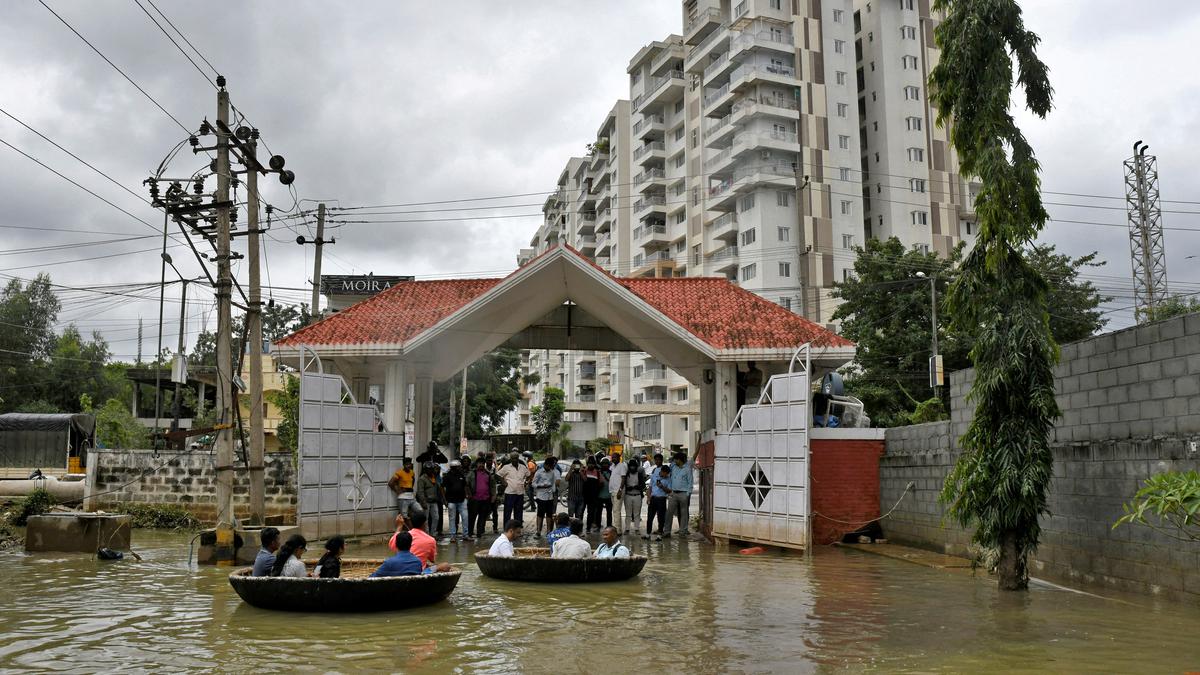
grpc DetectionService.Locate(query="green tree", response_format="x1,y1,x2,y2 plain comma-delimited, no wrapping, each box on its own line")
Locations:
431,349,524,443
92,397,148,449
1115,471,1200,542
42,326,118,412
531,386,566,446
1142,294,1200,323
931,0,1058,590
269,374,300,453
15,399,60,414
0,274,60,413
1028,245,1110,342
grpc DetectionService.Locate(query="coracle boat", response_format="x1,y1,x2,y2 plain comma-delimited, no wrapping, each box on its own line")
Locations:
228,558,461,612
475,547,647,583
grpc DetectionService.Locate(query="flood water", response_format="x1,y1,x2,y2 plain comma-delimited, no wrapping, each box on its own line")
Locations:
1,529,1198,673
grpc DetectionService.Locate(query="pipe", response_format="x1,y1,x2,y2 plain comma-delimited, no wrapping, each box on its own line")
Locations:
0,476,86,501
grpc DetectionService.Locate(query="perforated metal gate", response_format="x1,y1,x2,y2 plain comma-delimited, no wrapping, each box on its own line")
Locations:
712,346,810,550
297,349,401,540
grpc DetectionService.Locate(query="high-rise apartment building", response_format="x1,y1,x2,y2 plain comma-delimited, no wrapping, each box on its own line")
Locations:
517,0,977,452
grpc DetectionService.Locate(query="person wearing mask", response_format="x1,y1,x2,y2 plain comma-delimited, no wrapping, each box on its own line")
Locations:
487,520,523,558
664,448,697,538
469,459,496,540
621,458,647,535
388,457,417,518
583,457,605,533
598,457,614,529
608,451,628,532
314,535,345,579
594,526,631,559
565,460,586,519
415,463,444,536
551,518,591,559
251,527,281,576
646,462,671,541
532,456,562,535
442,460,470,542
496,453,530,527
546,512,572,547
269,534,309,578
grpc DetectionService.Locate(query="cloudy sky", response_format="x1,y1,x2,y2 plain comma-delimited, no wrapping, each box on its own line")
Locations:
1,1,1198,361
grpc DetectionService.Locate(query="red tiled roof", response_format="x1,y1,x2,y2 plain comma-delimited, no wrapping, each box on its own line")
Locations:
617,277,853,350
275,278,503,347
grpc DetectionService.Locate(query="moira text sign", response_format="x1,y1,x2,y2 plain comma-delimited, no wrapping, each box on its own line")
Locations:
321,275,413,296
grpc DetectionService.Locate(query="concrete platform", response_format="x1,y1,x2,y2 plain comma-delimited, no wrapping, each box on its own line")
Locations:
25,513,131,553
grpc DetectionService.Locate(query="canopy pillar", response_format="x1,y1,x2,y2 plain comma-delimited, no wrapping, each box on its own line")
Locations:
383,360,409,439
414,377,434,457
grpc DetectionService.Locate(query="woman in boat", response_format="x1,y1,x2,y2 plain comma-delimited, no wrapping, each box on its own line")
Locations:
269,534,309,578
314,535,345,579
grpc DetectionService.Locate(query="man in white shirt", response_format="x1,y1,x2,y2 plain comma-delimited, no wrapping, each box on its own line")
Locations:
488,519,523,558
594,526,631,559
608,450,628,532
551,518,592,559
496,454,530,527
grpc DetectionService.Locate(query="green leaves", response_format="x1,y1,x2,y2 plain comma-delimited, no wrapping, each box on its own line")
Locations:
1115,471,1200,542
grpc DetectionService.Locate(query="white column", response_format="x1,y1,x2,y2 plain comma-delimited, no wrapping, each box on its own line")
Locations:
382,360,409,435
414,377,434,457
714,362,739,433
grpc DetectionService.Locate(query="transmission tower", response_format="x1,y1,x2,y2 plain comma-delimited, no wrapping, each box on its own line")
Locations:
1124,140,1169,321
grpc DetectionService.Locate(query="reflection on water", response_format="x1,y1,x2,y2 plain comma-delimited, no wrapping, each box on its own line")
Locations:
1,530,1198,673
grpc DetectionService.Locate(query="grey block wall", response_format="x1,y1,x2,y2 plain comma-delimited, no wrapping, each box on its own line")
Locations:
882,313,1200,598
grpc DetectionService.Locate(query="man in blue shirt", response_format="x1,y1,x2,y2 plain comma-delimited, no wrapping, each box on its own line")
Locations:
645,453,670,541
664,447,697,538
251,527,280,576
371,532,425,577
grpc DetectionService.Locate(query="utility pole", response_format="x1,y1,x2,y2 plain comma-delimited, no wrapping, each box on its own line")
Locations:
245,134,265,526
458,367,468,457
170,279,188,431
448,381,457,457
311,203,326,317
213,79,237,563
918,271,942,393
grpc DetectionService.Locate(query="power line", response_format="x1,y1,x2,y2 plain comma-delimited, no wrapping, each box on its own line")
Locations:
130,0,216,88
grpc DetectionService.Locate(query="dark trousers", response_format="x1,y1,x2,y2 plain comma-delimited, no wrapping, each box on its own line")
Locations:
491,500,500,531
585,497,602,531
568,497,585,519
470,499,490,538
647,496,668,534
503,493,524,526
600,497,613,527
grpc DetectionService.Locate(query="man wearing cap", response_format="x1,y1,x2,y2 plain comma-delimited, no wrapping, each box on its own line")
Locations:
442,459,470,542
497,452,530,527
388,457,417,518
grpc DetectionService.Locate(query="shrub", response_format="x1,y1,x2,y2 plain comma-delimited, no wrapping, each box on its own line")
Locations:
11,488,55,526
112,503,201,530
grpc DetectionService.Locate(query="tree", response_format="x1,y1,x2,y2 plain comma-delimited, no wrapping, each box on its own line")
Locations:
531,386,566,446
431,349,524,443
1142,294,1200,323
931,0,1058,590
1115,471,1200,542
0,274,60,413
269,374,300,453
42,326,118,412
91,397,148,449
1028,245,1110,342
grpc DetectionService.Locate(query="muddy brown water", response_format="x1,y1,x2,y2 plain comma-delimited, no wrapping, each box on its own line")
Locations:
1,530,1198,673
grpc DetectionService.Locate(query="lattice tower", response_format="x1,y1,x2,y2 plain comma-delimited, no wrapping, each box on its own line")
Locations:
1124,142,1169,320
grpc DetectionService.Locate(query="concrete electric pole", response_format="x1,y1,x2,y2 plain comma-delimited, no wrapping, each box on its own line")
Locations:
212,80,237,563
311,203,326,317
245,134,265,527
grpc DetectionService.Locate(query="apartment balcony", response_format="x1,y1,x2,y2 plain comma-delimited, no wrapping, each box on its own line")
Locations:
576,370,597,386
596,207,613,233
730,94,800,126
707,211,738,241
702,51,738,87
707,178,739,212
703,82,736,116
729,27,795,62
635,167,667,193
597,382,612,399
642,394,669,405
730,130,800,160
732,161,797,191
595,230,611,255
709,244,739,275
685,22,729,72
633,141,666,166
704,146,736,177
650,43,685,76
632,250,674,277
705,113,736,147
634,114,666,140
576,212,596,234
730,62,797,94
636,69,686,111
638,369,669,387
595,255,611,267
685,6,723,45
589,150,609,171
577,393,597,403
576,234,597,254
633,221,669,248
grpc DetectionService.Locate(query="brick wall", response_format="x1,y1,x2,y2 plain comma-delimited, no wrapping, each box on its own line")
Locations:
88,449,297,524
881,313,1200,598
810,437,884,545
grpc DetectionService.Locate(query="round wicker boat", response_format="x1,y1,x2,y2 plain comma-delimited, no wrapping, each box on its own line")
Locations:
475,547,647,583
228,558,461,612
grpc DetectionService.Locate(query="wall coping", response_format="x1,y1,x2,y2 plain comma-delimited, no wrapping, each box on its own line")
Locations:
811,428,886,440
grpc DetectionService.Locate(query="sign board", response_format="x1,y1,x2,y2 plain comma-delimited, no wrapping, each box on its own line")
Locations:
320,275,413,296
929,354,944,388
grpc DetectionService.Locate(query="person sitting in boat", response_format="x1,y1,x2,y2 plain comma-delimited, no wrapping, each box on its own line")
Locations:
269,534,309,578
314,535,345,579
407,510,438,568
546,512,571,547
551,518,591,559
251,527,280,576
371,532,424,577
595,526,631,559
487,519,523,558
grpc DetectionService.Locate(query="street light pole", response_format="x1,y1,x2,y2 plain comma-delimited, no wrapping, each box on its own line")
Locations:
917,271,942,393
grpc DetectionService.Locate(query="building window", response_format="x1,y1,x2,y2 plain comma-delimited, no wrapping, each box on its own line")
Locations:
918,243,930,254
839,167,851,181
836,70,847,85
738,194,756,212
834,39,845,54
904,85,920,100
779,262,791,277
838,134,850,150
901,25,917,39
674,127,684,141
676,388,689,402
631,72,642,85
777,226,791,242
693,243,702,265
770,0,782,9
840,200,853,215
740,228,757,246
900,0,914,9
777,190,790,207
633,365,643,378
740,263,758,281
906,116,923,131
902,55,918,70
842,233,854,249
843,268,852,282
691,128,699,148
837,103,848,117
673,154,685,168
779,296,792,311
965,221,973,235
907,147,925,162
675,100,684,114
910,178,926,192
912,210,929,225
674,211,686,224
833,8,844,22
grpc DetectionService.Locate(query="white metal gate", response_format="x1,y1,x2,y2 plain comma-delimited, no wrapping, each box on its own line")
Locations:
297,348,401,540
712,346,810,550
